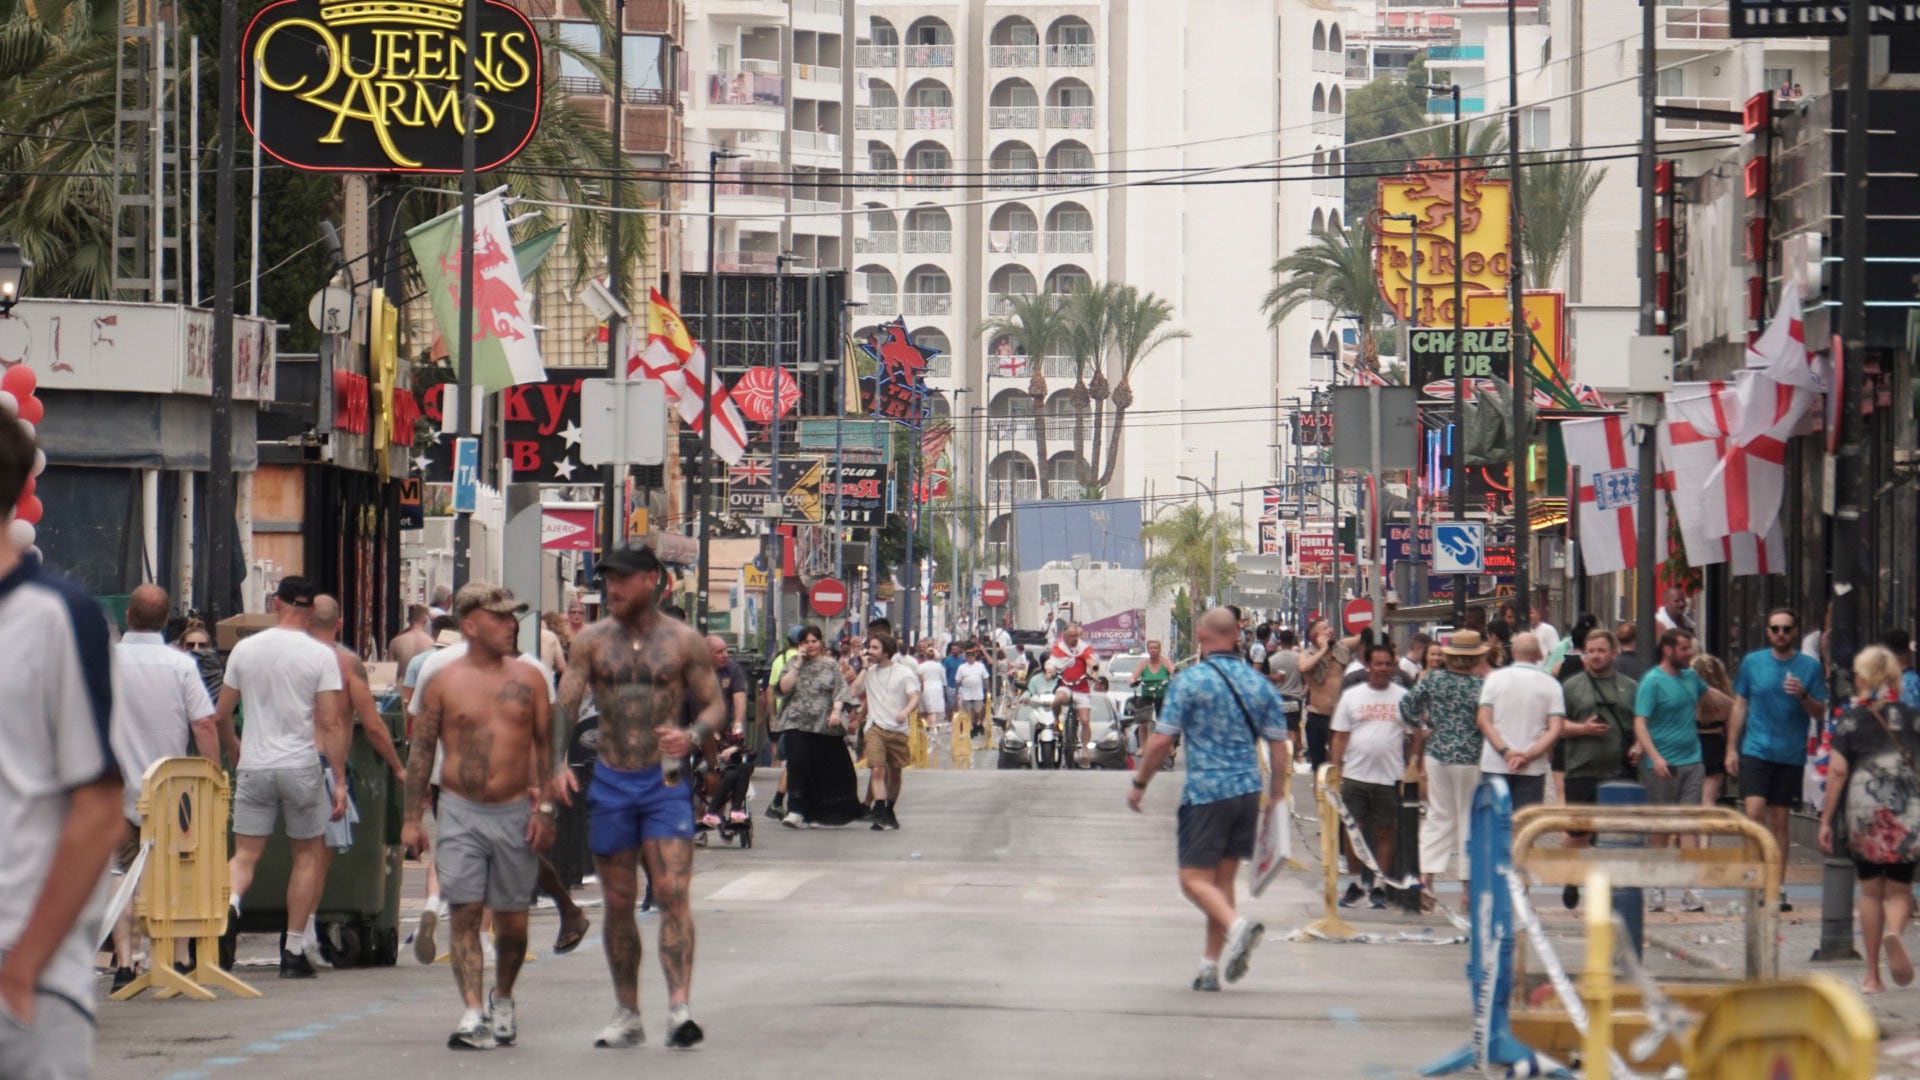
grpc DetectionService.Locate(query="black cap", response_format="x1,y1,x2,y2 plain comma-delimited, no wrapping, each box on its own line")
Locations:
274,576,318,607
599,542,662,578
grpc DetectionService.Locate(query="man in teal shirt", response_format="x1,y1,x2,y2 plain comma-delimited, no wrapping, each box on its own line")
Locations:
1726,607,1828,908
1632,627,1730,911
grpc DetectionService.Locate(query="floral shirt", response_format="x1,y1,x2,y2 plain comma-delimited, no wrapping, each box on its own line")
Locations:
1833,701,1920,865
1154,654,1291,806
1398,669,1485,766
773,655,844,735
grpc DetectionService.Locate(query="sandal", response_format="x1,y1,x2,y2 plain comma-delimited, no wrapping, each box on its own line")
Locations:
698,813,721,828
552,912,591,955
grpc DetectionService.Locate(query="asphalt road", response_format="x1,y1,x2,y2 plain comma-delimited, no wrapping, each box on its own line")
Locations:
96,767,1473,1079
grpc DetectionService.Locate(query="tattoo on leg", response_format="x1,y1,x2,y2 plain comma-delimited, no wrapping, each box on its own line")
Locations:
448,904,486,1009
594,852,642,1012
492,911,529,997
645,840,695,1005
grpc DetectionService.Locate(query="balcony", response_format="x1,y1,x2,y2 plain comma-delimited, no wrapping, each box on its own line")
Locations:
1313,175,1340,197
987,292,1029,316
794,0,840,15
855,45,897,68
1661,5,1730,43
1047,169,1094,189
1043,230,1093,254
854,106,897,129
904,44,955,68
1044,105,1094,129
1042,354,1077,378
990,478,1041,504
718,251,781,272
904,106,955,129
1311,110,1339,135
792,130,842,152
989,419,1035,443
990,105,1039,129
1046,44,1094,67
901,230,953,253
905,170,952,189
990,44,1040,68
990,168,1040,190
923,354,954,378
865,293,900,316
901,292,952,316
1426,44,1485,62
794,63,841,86
1426,97,1485,114
794,197,840,215
1345,61,1372,80
855,232,898,254
987,230,1039,254
708,69,785,108
1312,52,1338,74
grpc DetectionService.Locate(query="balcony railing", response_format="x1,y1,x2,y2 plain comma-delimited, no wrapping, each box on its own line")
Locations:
794,197,840,215
1345,62,1372,80
904,106,955,129
990,478,1041,504
987,230,1039,253
990,168,1041,190
904,43,955,68
987,292,1029,316
1042,354,1077,378
1045,105,1094,129
1313,175,1340,197
795,0,841,16
865,293,900,316
1047,169,1094,189
1427,44,1485,61
1044,230,1093,253
989,105,1039,128
990,44,1040,67
794,63,841,84
717,251,780,272
901,292,952,316
901,230,952,253
989,419,1035,444
855,232,897,254
923,354,953,378
1658,96,1737,130
792,130,842,151
1045,44,1094,67
1311,110,1342,135
905,170,952,189
855,45,897,67
854,106,897,129
709,70,784,107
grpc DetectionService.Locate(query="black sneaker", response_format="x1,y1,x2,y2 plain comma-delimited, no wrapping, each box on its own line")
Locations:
859,804,878,823
1369,887,1388,909
764,799,786,822
279,948,317,979
883,804,901,831
1337,882,1366,908
111,966,137,992
1563,884,1581,910
665,1016,704,1049
1780,898,1794,913
218,909,240,970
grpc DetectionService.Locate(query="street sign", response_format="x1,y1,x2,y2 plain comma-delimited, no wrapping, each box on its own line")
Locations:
540,504,596,551
579,378,668,466
1432,521,1485,574
1331,385,1421,471
452,437,479,513
398,477,423,530
729,456,889,527
1258,518,1281,555
1293,410,1334,446
1342,598,1373,634
742,564,768,587
809,578,849,617
796,418,894,461
981,579,1008,607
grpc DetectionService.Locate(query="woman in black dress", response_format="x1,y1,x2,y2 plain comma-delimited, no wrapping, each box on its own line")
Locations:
775,625,863,827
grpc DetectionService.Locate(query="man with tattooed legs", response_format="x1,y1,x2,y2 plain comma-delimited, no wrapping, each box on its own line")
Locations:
403,583,555,1051
552,542,725,1051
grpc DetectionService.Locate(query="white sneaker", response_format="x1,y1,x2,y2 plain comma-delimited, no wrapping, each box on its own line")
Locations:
1682,888,1706,913
482,938,497,966
489,991,516,1046
1221,918,1266,984
1648,888,1667,912
594,1007,645,1049
782,812,805,829
414,908,438,965
448,1008,494,1050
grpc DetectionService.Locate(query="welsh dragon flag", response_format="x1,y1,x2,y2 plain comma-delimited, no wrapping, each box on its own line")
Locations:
407,189,546,394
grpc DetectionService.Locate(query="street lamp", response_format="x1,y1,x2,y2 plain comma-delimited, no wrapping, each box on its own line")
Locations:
1422,81,1470,625
695,147,748,627
1176,469,1219,606
0,241,31,317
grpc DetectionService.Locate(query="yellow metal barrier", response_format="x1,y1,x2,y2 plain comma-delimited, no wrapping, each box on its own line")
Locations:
1683,975,1878,1079
1303,764,1359,941
111,757,259,1002
1579,869,1614,1079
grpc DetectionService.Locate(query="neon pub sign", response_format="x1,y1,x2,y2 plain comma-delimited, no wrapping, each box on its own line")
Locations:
242,0,543,173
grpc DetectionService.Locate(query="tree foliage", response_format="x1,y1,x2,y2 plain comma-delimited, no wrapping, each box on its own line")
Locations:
1260,222,1387,369
1141,503,1245,610
1340,55,1431,221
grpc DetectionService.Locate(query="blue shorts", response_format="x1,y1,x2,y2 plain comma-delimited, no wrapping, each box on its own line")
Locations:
587,763,695,854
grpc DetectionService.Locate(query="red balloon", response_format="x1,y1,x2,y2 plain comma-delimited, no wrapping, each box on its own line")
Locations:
15,493,40,525
1,366,35,399
16,395,41,425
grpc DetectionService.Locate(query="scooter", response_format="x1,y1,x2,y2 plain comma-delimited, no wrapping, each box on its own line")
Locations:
1030,698,1067,770
1123,697,1178,771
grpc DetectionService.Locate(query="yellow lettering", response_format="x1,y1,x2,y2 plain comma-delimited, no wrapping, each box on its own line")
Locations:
409,82,460,129
377,30,413,80
415,31,448,80
254,17,338,95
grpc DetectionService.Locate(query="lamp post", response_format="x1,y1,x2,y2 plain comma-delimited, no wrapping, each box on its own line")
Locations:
695,147,747,627
764,249,795,654
1177,461,1219,606
1420,82,1469,625
834,299,866,580
0,241,31,317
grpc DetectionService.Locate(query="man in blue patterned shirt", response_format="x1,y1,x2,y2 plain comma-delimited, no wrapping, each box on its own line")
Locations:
1128,608,1292,992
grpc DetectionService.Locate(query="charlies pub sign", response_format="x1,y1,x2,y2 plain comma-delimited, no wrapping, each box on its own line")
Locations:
242,0,543,173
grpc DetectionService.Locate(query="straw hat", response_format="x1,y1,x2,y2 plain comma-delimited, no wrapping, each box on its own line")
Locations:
1442,630,1492,657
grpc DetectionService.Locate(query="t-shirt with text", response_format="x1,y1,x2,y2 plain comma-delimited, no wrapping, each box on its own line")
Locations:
1332,681,1411,785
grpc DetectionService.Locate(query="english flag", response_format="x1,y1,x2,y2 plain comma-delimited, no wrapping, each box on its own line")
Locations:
1746,278,1827,393
1700,370,1817,540
1562,414,1655,576
627,289,750,464
1660,382,1785,576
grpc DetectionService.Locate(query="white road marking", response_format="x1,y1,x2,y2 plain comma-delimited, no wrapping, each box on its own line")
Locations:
707,869,825,902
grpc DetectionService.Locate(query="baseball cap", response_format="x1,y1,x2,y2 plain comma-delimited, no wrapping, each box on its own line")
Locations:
434,629,462,648
274,576,318,607
453,582,529,619
598,542,663,578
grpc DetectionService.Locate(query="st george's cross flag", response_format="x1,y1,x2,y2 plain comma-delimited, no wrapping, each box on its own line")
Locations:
1660,381,1786,576
1746,278,1828,393
1699,369,1817,541
626,289,749,464
1562,413,1659,576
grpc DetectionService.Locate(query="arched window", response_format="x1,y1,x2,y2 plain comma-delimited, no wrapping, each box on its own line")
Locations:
990,16,1039,67
991,16,1039,46
1045,16,1094,67
1044,202,1092,254
867,78,898,109
1045,77,1093,128
1046,140,1093,187
1329,25,1344,53
868,141,897,172
991,203,1039,253
1311,208,1325,234
903,265,951,316
1312,21,1327,52
1046,265,1091,295
990,78,1039,129
988,265,1038,313
990,140,1040,189
1312,84,1327,114
904,141,951,188
905,78,952,109
902,205,951,253
1329,86,1344,117
905,17,953,45
869,17,898,46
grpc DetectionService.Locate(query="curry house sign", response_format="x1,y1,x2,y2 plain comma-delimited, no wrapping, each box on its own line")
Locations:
242,0,543,173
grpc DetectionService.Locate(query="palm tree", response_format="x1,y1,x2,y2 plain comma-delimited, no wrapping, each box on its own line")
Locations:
980,291,1071,498
1141,503,1245,609
1518,153,1605,288
1061,283,1118,487
1262,221,1387,370
1096,285,1187,490
1396,116,1506,174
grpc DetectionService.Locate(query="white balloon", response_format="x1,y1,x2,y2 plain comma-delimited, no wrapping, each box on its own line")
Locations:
7,519,34,550
30,449,43,476
0,391,15,420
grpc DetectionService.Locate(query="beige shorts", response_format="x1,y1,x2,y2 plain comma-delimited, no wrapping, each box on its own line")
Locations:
865,727,910,770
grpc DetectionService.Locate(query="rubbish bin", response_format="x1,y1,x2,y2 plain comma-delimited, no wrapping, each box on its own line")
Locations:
232,704,406,968
1394,773,1425,912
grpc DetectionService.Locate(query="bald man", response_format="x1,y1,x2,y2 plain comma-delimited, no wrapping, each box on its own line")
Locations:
1474,632,1566,810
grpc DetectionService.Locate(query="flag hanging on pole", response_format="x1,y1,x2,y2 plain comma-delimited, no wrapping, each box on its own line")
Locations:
406,188,546,394
625,288,748,464
1661,381,1793,577
1746,278,1826,392
842,333,867,417
1561,414,1651,576
1699,370,1816,540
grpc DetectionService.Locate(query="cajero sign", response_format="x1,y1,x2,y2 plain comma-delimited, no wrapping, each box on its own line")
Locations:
242,0,542,173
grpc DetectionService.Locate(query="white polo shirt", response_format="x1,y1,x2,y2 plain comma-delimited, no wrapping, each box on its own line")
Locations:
0,557,122,1017
110,630,215,822
860,660,921,734
224,626,342,771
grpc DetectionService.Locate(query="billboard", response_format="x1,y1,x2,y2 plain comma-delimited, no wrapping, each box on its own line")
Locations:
1373,168,1512,324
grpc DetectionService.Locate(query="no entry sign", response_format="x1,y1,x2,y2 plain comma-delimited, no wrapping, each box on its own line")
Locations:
1342,598,1373,635
809,579,848,617
980,579,1008,607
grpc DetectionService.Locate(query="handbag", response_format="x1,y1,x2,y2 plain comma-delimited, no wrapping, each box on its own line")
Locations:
1203,661,1293,896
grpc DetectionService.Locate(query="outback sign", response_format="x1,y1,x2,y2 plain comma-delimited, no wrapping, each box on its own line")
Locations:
242,0,542,173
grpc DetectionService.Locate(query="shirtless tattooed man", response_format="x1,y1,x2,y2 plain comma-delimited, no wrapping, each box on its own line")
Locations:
403,584,555,1051
551,543,725,1050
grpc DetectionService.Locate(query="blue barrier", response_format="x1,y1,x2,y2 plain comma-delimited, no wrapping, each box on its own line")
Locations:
1419,777,1542,1076
1595,780,1646,959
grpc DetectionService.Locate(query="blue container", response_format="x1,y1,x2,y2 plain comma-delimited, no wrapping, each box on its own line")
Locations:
1595,780,1647,958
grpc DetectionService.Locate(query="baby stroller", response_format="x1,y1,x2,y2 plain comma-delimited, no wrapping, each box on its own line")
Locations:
693,746,755,849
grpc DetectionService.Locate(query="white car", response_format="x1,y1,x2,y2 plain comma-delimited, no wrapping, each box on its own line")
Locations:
1103,652,1147,713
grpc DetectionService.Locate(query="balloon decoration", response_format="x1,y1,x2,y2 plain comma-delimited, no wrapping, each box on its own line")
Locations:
0,365,46,556
730,365,801,425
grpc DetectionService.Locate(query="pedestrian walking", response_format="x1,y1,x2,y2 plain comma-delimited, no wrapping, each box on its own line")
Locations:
835,633,919,830
775,625,863,827
1631,627,1731,911
216,576,348,978
1399,631,1488,902
915,642,952,768
551,542,723,1050
403,583,556,1050
1127,608,1290,991
1726,606,1829,911
955,646,991,755
1820,645,1920,994
1557,628,1639,908
389,604,435,677
1474,633,1565,812
1299,619,1356,770
1331,644,1411,909
1691,653,1734,810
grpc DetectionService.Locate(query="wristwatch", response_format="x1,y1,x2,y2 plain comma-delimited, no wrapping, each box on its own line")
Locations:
535,801,557,816
1131,777,1148,791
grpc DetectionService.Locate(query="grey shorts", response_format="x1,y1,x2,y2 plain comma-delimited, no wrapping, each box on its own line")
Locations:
435,791,538,912
0,991,93,1080
233,766,328,840
1642,762,1706,806
1176,792,1261,869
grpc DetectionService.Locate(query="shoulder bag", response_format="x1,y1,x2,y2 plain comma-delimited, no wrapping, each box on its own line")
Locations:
1203,660,1293,895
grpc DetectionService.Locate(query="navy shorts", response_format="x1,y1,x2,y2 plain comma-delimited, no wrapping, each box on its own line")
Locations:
1739,755,1801,808
587,763,695,854
1176,792,1260,869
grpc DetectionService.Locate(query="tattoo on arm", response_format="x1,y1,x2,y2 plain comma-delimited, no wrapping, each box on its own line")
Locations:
683,637,727,741
553,634,593,776
405,689,442,824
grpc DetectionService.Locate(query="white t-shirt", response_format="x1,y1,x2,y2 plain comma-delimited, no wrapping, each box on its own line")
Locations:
225,626,343,771
955,660,990,702
916,659,947,713
1477,664,1566,776
1398,655,1422,683
860,660,921,733
1534,622,1562,659
111,631,216,822
1331,682,1410,786
1249,642,1267,667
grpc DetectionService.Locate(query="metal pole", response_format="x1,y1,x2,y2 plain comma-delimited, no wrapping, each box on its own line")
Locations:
904,435,918,643
1818,0,1874,962
249,58,261,316
834,302,855,578
189,35,200,306
1633,0,1659,646
1295,413,1307,628
207,0,237,620
602,0,626,559
1507,0,1531,630
449,0,479,589
767,252,792,653
1370,385,1385,633
696,149,725,626
1449,84,1468,624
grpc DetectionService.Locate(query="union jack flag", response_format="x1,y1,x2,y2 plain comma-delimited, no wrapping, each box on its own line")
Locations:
728,458,772,487
1262,485,1285,517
